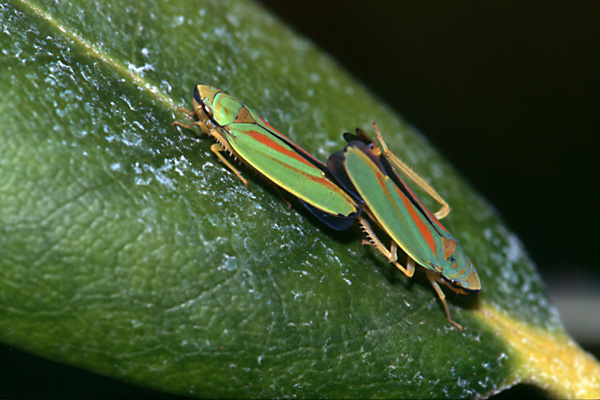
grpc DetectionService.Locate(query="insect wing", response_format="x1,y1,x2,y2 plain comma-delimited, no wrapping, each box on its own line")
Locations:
332,141,443,269
187,85,363,230
224,120,362,229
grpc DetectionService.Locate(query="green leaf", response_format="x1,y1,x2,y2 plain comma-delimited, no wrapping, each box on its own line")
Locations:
1,0,598,398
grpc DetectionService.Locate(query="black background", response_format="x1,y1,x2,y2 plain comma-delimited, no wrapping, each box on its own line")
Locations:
2,1,597,398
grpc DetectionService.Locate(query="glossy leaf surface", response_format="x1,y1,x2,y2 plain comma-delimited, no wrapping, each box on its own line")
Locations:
1,0,598,398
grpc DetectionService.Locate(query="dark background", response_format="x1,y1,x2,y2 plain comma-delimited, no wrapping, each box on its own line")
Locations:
2,1,597,398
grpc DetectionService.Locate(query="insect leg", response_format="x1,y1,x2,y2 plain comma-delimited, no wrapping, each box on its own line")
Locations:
172,120,210,135
210,142,249,187
372,121,451,220
175,106,197,119
358,216,415,277
272,185,293,209
426,270,464,331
